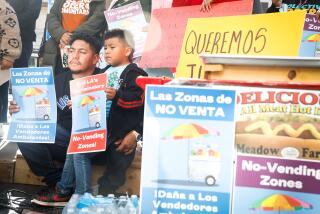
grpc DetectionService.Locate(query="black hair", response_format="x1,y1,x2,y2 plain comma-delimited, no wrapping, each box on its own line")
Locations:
69,33,102,54
104,29,135,62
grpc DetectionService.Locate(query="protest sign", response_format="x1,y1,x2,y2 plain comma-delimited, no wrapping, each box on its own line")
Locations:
67,73,107,154
104,1,148,58
140,84,236,213
176,10,320,78
140,0,252,68
8,67,56,143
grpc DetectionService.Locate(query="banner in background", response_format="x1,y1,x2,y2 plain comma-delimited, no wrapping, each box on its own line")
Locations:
139,0,252,69
8,67,56,143
67,73,107,154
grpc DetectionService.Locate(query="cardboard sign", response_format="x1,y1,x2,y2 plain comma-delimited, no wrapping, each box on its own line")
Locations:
176,10,312,78
67,73,107,154
139,0,253,68
8,67,57,143
140,84,236,213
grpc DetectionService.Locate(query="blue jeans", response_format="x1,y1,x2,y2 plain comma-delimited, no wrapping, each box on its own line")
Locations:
57,140,135,195
17,124,71,186
57,152,96,194
0,81,9,122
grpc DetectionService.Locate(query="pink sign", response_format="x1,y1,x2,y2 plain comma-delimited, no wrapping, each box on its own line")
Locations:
140,0,253,68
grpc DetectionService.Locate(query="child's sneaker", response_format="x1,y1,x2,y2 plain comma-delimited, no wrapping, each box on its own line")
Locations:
31,187,72,207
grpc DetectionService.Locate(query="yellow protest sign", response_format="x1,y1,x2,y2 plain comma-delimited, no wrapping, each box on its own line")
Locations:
176,11,307,79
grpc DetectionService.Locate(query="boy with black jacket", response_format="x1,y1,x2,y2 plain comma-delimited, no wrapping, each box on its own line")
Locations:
32,29,147,206
98,29,148,195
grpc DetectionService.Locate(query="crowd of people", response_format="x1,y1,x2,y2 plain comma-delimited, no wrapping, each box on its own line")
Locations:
1,0,320,207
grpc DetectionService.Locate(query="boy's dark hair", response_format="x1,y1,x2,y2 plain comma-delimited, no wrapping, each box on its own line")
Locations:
69,33,102,54
105,29,135,62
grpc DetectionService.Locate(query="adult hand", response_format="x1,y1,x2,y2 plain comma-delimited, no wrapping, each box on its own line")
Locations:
317,9,320,20
0,59,14,70
200,0,213,12
8,101,20,115
60,32,72,47
115,131,137,155
106,87,117,100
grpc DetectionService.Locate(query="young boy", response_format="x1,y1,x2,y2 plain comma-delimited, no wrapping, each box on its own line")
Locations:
98,28,148,195
33,29,147,206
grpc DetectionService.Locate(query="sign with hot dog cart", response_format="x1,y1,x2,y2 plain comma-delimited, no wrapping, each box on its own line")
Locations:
8,67,57,143
140,84,236,214
67,73,107,154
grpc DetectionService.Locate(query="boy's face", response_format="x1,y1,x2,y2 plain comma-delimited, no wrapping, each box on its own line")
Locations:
68,40,99,74
104,37,132,66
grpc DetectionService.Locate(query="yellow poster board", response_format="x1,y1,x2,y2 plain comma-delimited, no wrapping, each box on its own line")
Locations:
176,11,307,79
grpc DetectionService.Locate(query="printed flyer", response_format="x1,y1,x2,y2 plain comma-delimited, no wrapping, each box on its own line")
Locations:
104,1,148,58
8,67,56,143
300,14,320,57
233,86,320,213
235,87,320,160
140,85,236,214
233,154,320,214
67,73,107,154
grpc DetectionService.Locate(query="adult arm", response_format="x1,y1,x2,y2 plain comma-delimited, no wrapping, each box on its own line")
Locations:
0,3,21,68
47,0,67,42
200,0,213,12
73,0,107,36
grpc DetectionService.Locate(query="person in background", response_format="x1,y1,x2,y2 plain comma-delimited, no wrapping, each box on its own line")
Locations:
0,0,21,123
42,0,106,76
172,0,214,12
266,0,288,13
172,0,263,13
7,0,42,68
9,33,103,189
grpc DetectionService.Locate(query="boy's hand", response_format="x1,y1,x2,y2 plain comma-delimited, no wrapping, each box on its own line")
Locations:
106,87,117,100
67,100,72,109
8,101,20,115
115,131,137,155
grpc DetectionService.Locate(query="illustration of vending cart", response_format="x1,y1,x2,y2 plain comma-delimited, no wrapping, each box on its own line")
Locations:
188,141,220,186
163,123,221,186
88,106,101,128
35,98,51,120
